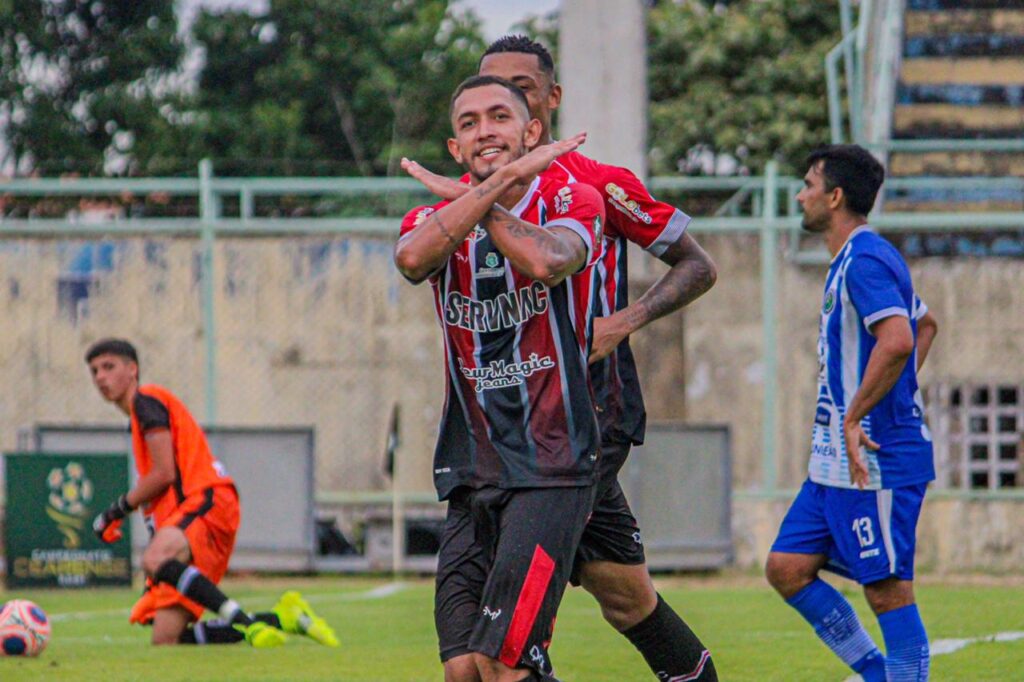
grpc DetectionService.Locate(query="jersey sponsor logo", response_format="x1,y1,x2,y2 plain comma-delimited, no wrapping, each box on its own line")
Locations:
443,281,548,332
458,353,556,393
413,207,435,226
823,289,836,314
475,252,505,279
482,606,502,621
593,214,603,243
605,182,652,224
554,186,573,215
814,405,831,426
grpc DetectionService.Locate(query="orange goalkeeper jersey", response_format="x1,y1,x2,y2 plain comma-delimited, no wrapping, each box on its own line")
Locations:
130,384,234,522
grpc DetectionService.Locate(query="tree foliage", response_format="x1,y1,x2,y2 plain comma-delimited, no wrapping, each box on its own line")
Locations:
0,0,183,175
0,0,839,178
188,0,485,176
647,0,840,175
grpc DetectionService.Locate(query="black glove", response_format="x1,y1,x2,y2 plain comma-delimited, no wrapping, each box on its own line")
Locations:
92,494,135,540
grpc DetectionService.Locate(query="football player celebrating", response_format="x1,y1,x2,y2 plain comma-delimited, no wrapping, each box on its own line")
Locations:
401,35,718,681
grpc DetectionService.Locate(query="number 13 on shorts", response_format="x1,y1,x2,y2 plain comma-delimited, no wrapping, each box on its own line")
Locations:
852,517,875,548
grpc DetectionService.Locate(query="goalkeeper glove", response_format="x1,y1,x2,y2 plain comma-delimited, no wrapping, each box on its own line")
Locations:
93,494,134,541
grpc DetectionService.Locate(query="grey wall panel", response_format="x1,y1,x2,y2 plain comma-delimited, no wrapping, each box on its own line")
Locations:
34,425,314,571
621,423,733,570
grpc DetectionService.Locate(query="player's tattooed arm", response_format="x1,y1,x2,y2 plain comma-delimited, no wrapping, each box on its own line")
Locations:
395,170,521,283
590,231,717,364
396,134,588,283
483,206,587,287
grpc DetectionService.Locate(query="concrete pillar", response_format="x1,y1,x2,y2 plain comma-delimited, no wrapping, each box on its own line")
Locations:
558,0,648,177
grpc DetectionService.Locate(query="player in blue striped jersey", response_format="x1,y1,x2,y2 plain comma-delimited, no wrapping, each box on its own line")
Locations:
766,145,937,682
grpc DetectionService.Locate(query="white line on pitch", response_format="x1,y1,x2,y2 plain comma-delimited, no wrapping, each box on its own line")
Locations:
842,631,1024,681
48,582,409,623
931,630,1024,655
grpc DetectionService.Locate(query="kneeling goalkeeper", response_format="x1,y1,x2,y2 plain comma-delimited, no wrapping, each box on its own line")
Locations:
86,338,337,648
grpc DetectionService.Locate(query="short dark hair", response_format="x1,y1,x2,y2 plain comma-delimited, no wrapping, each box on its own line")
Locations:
805,144,885,216
85,338,138,365
449,75,531,121
481,34,555,79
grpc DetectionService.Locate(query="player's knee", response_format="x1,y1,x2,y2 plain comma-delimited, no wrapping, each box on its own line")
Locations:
864,578,914,615
142,545,180,577
765,553,803,596
150,630,180,646
444,654,482,682
582,569,656,630
472,653,529,682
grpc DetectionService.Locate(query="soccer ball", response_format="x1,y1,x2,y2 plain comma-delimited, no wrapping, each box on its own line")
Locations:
0,600,51,656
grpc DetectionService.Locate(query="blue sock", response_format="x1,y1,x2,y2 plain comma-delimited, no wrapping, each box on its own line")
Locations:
786,579,886,681
879,604,929,682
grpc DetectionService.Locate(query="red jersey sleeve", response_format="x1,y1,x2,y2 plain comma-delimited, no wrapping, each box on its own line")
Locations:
400,204,441,238
542,182,606,270
598,164,690,256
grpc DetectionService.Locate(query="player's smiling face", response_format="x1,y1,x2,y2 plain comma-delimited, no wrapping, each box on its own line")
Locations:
448,84,539,182
478,52,560,141
797,161,836,233
88,353,138,403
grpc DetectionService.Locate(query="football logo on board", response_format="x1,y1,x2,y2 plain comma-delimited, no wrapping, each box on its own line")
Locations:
46,462,93,549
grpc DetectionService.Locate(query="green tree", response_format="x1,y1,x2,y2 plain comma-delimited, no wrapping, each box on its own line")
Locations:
647,0,840,175
0,0,183,175
188,0,486,176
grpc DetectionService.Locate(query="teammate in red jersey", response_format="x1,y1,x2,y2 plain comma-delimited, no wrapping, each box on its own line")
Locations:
396,75,604,681
86,338,337,649
402,35,719,682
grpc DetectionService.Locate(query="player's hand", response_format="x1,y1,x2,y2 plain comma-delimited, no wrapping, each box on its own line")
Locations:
505,132,586,184
100,518,124,544
589,313,631,365
400,158,469,201
92,494,133,540
843,417,878,490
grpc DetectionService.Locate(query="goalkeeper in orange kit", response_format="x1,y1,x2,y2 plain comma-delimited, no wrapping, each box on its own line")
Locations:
87,338,338,648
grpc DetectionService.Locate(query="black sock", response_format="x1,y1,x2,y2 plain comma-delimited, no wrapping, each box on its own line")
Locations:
621,593,717,681
178,619,246,645
177,613,281,645
153,559,252,627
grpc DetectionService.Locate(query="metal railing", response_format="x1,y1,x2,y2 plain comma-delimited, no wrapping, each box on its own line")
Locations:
3,162,1022,500
827,0,1024,155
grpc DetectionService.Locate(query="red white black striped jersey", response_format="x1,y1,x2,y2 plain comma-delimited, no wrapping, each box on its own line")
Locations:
545,151,691,444
400,175,605,500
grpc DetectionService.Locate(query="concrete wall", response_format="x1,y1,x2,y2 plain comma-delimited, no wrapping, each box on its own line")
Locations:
0,236,443,495
3,232,1022,572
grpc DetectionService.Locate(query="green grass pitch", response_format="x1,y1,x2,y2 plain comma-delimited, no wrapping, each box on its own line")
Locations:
1,575,1021,680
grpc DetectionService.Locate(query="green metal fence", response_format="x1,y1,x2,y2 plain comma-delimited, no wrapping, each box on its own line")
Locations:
2,163,1022,502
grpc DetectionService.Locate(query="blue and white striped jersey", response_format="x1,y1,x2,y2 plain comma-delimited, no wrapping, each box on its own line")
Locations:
808,227,935,490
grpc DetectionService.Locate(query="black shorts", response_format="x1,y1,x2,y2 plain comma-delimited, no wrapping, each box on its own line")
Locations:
435,484,594,675
570,439,646,585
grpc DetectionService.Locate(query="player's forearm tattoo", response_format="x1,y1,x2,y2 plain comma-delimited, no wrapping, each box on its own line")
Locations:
431,213,457,245
483,209,569,254
633,249,715,326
